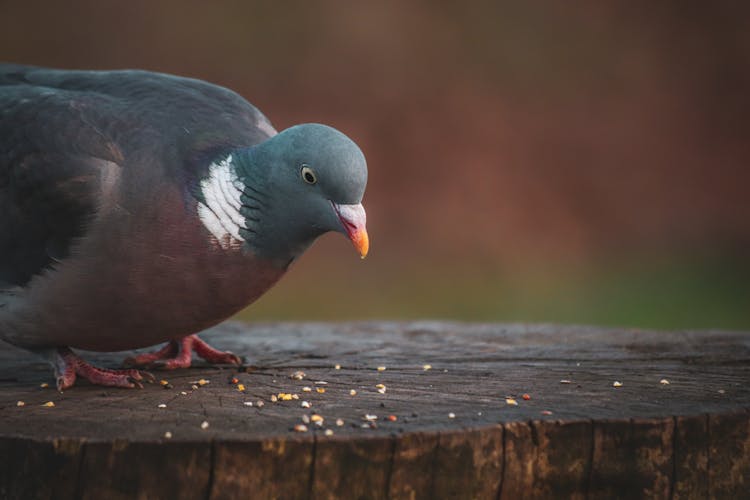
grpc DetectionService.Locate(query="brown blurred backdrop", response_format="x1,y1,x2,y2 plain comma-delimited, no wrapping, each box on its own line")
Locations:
2,1,748,329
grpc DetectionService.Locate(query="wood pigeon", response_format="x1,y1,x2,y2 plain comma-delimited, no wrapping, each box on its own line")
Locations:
0,64,368,389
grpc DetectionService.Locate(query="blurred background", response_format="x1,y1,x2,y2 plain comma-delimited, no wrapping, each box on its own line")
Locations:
2,1,748,329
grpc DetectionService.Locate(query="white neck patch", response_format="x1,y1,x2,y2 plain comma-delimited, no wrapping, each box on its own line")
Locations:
197,155,247,250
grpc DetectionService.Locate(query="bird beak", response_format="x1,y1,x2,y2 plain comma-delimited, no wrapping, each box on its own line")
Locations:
332,202,369,259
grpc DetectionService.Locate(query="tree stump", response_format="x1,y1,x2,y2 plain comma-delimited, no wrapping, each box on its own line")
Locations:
0,321,748,499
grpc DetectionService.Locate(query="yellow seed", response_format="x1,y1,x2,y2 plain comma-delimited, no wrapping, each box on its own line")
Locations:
324,429,334,436
42,401,55,407
40,383,49,388
160,380,169,386
506,398,518,406
377,366,386,372
237,384,245,392
316,387,326,394
310,414,323,423
302,386,312,392
198,379,209,386
613,381,623,388
423,364,432,371
334,364,341,370
349,389,357,396
16,401,25,407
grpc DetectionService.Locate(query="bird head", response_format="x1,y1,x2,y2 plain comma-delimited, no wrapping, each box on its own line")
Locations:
232,123,368,264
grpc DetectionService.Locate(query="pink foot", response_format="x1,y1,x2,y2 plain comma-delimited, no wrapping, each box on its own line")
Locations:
54,347,154,390
123,341,178,367
124,334,241,370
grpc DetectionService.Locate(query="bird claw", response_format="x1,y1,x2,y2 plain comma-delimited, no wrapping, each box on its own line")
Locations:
123,334,242,370
53,347,152,390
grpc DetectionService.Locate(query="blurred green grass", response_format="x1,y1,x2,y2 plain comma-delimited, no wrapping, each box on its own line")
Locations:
236,245,750,331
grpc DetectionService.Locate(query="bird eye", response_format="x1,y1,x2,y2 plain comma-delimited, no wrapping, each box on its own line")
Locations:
301,165,317,185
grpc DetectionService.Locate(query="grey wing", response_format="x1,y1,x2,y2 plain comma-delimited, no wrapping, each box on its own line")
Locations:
0,83,124,290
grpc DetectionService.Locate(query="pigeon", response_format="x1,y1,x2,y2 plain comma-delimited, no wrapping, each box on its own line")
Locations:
0,64,368,389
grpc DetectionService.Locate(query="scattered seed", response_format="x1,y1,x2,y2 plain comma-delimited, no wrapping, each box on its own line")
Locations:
314,380,328,385
237,384,245,392
230,377,239,384
448,412,456,419
256,400,265,407
40,383,49,388
718,389,726,394
377,366,386,372
200,421,210,430
363,414,378,421
387,415,397,422
293,424,308,432
301,401,311,408
191,385,199,390
191,379,209,386
541,410,553,416
301,414,311,424
349,389,357,396
243,401,253,407
180,391,188,395
160,380,169,386
316,387,326,394
375,383,387,394
290,371,306,380
423,364,432,371
16,401,25,407
522,393,531,401
164,431,173,439
270,395,278,402
42,401,55,407
506,398,518,406
659,379,670,385
310,414,324,424
336,418,344,427
325,429,334,436
302,386,312,392
334,364,341,370
292,394,299,400
559,379,572,384
157,403,167,408
613,381,623,388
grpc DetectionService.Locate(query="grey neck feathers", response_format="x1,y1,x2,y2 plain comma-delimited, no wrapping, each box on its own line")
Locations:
196,149,315,267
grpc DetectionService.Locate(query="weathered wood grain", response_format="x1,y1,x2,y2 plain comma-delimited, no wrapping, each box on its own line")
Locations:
0,321,748,499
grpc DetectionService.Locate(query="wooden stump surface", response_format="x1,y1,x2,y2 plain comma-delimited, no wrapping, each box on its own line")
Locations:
1,321,749,499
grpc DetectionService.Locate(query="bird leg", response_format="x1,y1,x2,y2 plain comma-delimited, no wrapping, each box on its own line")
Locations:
53,347,153,391
123,334,241,370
